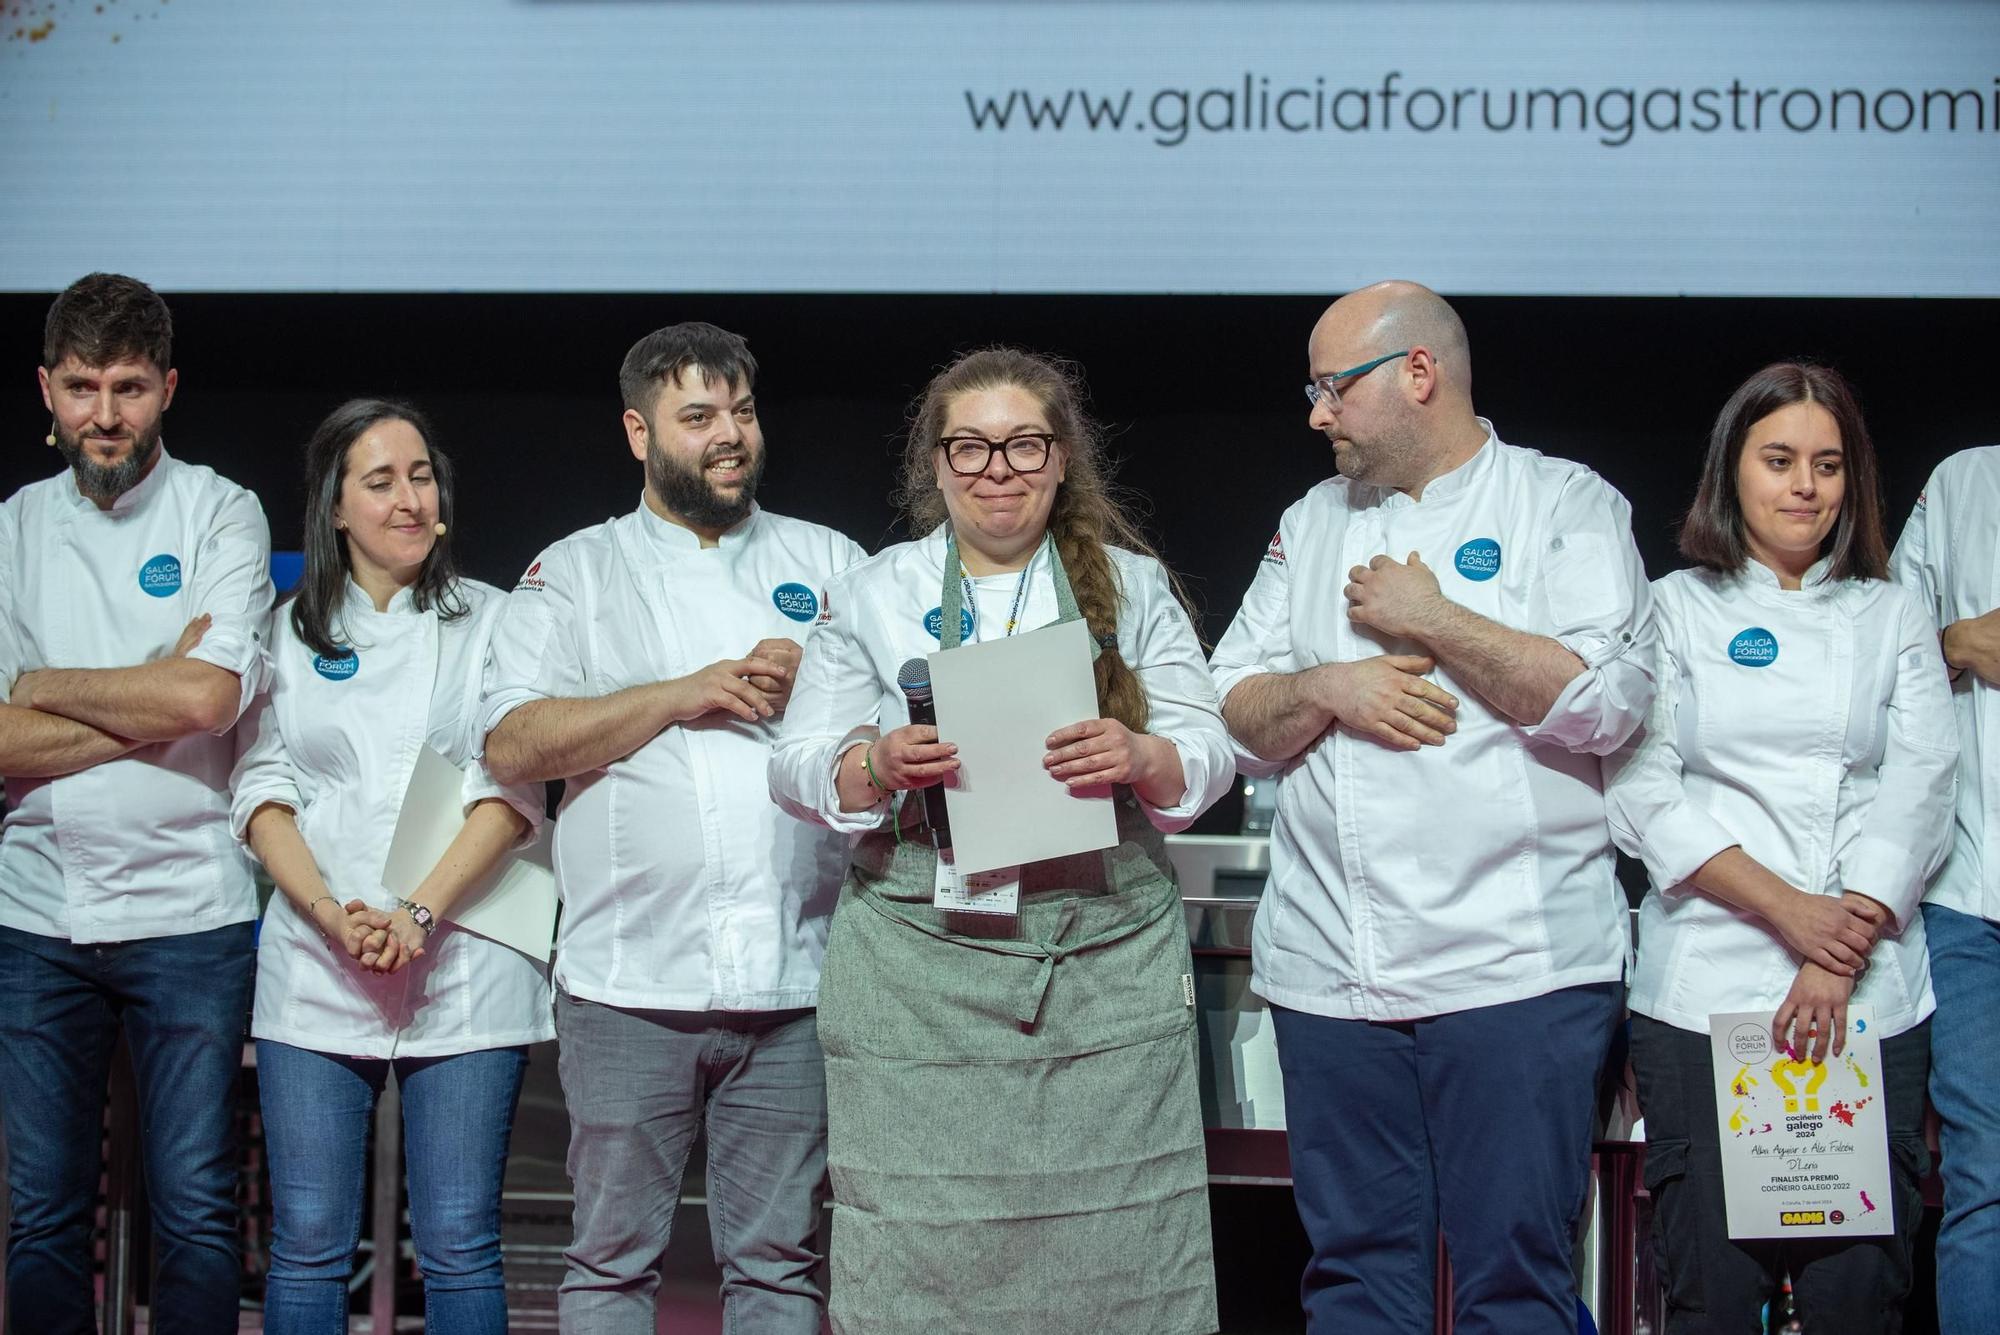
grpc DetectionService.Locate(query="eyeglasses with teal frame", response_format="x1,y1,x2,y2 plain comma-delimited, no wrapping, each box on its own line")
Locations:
1304,350,1411,411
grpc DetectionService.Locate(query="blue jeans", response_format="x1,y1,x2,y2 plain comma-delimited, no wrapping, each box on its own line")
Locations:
0,920,255,1335
554,992,829,1335
1273,982,1623,1335
1922,902,2000,1335
256,1040,528,1335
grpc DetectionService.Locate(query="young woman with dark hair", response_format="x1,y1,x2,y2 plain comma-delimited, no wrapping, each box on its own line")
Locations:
1606,362,1957,1333
231,399,550,1335
1677,361,1890,582
770,348,1230,1334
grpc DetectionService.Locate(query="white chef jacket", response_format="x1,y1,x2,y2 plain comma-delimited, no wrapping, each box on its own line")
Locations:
1893,444,2000,924
0,449,273,944
232,579,552,1058
479,501,864,1012
1605,562,1957,1038
769,526,1234,840
1209,427,1656,1021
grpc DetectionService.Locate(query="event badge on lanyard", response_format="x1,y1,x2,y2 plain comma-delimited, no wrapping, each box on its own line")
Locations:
928,534,1045,916
934,853,1022,915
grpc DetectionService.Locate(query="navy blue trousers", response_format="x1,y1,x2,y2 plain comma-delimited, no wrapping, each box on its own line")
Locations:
1272,981,1622,1335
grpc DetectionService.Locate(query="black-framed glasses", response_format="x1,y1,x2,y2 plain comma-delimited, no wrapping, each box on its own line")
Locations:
937,433,1056,476
1303,350,1411,411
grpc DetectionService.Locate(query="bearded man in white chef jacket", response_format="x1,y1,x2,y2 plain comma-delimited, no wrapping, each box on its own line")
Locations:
0,272,275,1335
481,322,863,1334
1209,281,1657,1335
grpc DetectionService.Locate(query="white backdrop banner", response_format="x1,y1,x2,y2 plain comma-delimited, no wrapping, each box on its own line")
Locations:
2,1,1995,295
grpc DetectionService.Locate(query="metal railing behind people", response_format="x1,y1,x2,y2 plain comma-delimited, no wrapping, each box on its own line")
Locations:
103,1036,141,1335
370,1078,403,1332
0,1093,8,1328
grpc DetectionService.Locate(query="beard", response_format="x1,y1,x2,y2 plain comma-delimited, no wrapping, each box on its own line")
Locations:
55,418,164,501
647,438,764,532
1329,415,1421,488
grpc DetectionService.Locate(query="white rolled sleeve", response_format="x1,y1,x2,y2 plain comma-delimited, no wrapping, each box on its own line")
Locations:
1837,592,1960,929
1604,633,1737,896
1207,517,1302,780
477,546,587,748
456,602,545,841
184,489,276,728
769,571,893,835
1520,473,1657,756
228,689,304,845
1124,558,1233,831
1888,488,1939,626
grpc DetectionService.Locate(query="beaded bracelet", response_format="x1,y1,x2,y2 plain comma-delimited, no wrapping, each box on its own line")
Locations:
306,894,339,943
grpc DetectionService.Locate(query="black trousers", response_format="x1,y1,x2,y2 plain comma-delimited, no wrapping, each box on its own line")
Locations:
1628,1013,1931,1335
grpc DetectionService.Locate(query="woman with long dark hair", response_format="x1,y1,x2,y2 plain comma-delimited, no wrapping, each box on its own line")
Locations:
769,347,1231,1334
232,399,550,1334
1606,363,1957,1332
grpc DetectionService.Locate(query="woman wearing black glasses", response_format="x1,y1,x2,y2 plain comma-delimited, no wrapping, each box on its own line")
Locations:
770,347,1231,1334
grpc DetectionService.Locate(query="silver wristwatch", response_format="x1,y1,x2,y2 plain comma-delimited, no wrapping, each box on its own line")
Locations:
396,898,438,936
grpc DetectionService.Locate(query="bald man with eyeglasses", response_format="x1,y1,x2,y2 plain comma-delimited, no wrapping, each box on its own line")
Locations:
1210,280,1657,1335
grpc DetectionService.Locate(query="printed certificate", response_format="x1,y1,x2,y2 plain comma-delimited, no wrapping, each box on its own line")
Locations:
1708,1007,1894,1239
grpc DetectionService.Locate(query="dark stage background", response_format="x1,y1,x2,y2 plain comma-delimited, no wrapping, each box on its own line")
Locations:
5,292,1994,833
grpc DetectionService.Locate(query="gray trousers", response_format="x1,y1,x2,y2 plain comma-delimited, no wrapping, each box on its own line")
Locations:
555,991,829,1334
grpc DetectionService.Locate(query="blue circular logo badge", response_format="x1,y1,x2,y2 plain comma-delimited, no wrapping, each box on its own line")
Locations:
772,582,819,623
138,553,183,597
1728,627,1779,668
312,651,360,681
1453,538,1502,582
923,606,976,641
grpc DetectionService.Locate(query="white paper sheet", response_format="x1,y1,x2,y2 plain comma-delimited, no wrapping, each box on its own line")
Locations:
382,745,558,963
928,619,1119,876
1709,1006,1895,1239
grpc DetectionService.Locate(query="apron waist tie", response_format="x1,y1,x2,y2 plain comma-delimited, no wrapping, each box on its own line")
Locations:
853,886,1174,1029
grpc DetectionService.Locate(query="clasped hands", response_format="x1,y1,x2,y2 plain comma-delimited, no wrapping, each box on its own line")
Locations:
1770,890,1891,1064
665,637,803,723
310,896,427,975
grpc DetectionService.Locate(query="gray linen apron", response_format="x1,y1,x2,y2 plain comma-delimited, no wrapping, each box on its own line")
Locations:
815,536,1219,1335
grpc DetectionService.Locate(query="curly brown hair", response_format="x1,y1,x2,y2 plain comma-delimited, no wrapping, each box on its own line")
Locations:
895,347,1191,733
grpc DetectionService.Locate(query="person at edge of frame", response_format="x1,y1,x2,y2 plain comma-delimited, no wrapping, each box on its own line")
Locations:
1607,362,1955,1334
0,271,275,1335
1892,439,2000,1335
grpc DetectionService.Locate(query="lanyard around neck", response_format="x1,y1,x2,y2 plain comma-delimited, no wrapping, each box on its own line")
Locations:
959,556,1035,643
939,529,1094,660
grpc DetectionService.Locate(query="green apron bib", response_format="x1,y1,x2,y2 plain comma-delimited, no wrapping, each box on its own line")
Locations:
815,533,1218,1335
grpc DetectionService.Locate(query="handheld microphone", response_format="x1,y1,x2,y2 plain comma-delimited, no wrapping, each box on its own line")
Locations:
896,657,951,850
